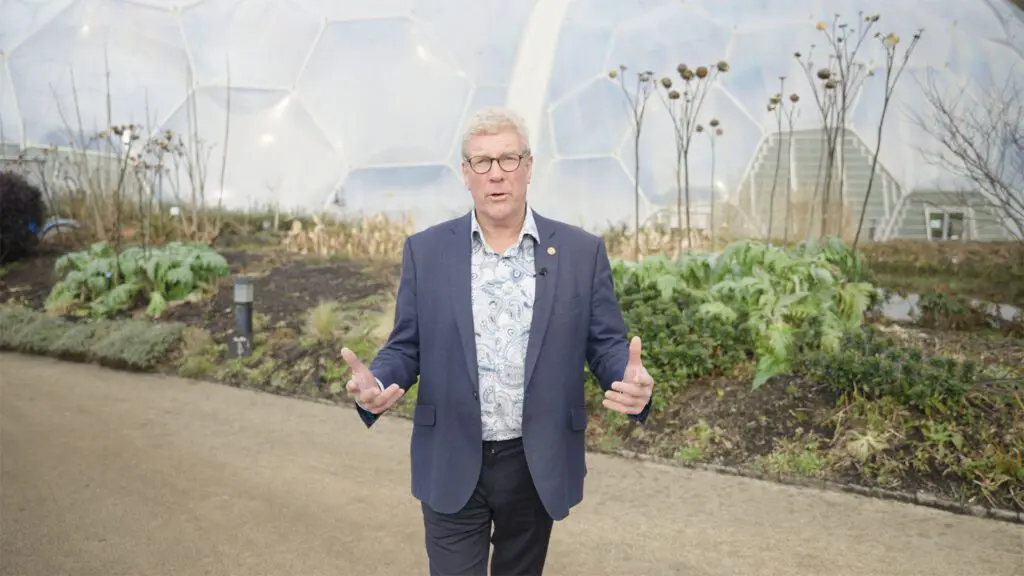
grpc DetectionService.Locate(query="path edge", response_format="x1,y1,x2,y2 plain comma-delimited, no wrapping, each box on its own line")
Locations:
603,448,1024,526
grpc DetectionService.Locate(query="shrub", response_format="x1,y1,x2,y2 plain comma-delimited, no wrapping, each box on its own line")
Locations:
89,319,184,370
799,326,977,412
0,171,46,264
0,305,184,370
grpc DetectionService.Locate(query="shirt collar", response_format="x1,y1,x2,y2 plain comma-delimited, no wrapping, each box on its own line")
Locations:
470,204,539,246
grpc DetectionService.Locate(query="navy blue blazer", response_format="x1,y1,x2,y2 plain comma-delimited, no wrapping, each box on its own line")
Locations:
356,209,651,521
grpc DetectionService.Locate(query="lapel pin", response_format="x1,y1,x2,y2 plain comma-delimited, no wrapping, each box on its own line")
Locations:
547,246,556,255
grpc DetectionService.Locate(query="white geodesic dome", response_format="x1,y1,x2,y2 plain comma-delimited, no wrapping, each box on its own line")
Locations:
1,0,1022,230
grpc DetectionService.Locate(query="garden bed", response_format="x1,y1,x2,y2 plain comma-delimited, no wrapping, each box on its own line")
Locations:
1,238,1022,519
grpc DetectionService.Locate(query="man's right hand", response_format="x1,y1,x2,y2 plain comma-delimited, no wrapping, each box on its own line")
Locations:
341,347,405,414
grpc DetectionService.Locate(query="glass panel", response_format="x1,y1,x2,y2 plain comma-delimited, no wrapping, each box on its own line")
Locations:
946,212,965,240
928,211,945,240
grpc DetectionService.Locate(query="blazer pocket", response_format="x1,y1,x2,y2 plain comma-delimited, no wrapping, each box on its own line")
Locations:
569,407,588,431
414,404,436,426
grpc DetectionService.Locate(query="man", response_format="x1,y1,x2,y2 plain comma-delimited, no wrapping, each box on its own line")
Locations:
342,107,654,576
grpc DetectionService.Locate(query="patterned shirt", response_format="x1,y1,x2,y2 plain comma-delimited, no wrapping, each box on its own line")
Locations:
470,207,538,441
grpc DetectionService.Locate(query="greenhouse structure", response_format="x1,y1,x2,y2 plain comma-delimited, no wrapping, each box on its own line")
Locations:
1,0,1021,240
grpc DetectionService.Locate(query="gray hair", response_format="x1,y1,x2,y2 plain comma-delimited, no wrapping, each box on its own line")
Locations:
460,107,531,158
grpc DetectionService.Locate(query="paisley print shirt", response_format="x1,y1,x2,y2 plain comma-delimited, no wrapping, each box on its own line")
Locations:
470,207,539,441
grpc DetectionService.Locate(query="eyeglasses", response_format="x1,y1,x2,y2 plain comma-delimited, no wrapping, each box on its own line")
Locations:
464,153,529,174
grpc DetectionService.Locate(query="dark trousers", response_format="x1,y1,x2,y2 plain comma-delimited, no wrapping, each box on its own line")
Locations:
421,437,554,576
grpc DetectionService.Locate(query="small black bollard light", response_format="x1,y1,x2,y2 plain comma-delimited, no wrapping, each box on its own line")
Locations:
231,275,254,358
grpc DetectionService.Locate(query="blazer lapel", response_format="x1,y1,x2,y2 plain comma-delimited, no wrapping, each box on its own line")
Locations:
445,213,480,392
523,211,558,391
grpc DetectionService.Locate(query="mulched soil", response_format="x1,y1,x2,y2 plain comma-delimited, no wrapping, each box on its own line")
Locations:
161,252,394,338
0,249,60,309
610,376,835,465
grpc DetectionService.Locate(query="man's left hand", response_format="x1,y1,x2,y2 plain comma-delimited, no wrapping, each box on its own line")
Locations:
604,336,654,415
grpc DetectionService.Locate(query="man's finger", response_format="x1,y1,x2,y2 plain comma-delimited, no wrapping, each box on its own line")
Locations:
605,388,642,408
366,384,405,413
358,385,382,406
345,379,359,395
627,336,643,368
602,398,640,415
610,380,646,398
341,347,368,376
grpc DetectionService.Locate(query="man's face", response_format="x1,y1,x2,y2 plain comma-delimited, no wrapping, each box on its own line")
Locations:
462,129,532,226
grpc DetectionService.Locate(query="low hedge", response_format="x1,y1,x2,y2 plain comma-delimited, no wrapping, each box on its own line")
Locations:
0,304,184,370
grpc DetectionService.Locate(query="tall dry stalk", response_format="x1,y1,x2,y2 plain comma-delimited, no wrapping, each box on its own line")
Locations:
705,120,723,249
782,94,800,244
610,66,656,261
766,77,787,242
767,87,802,243
796,13,876,238
657,61,730,254
852,28,923,249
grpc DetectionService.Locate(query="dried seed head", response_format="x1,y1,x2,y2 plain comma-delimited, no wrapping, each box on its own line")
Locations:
696,124,704,132
793,51,802,59
817,68,831,80
668,89,681,100
816,21,827,31
825,80,837,90
709,118,720,127
681,68,694,81
883,33,899,47
716,60,729,72
608,69,618,79
677,63,688,76
770,94,781,105
716,128,723,136
661,77,673,89
789,93,800,103
696,66,709,79
639,71,653,82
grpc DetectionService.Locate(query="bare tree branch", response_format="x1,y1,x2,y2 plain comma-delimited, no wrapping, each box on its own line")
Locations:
912,70,1024,240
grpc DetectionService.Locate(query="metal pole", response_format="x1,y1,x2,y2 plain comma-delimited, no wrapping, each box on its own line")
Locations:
232,275,254,358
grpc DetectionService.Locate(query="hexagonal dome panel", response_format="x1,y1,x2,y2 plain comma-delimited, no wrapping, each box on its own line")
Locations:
159,87,343,212
298,17,471,167
179,0,321,87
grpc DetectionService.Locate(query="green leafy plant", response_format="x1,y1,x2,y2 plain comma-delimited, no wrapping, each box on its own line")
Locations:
44,241,230,318
611,237,875,389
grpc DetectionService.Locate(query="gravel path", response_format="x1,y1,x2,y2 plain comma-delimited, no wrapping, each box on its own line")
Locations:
2,353,1021,576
